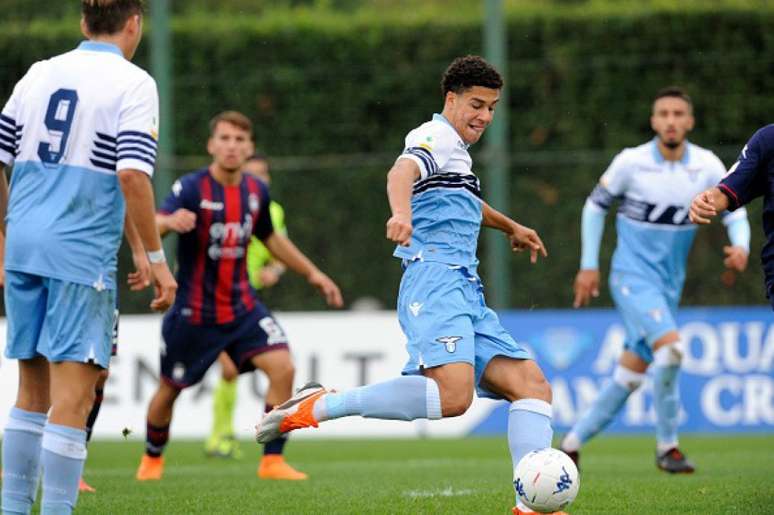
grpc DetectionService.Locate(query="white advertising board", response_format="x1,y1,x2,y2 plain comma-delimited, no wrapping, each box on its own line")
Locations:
0,313,499,440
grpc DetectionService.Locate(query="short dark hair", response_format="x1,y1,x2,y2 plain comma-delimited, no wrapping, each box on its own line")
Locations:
82,0,145,36
209,111,253,137
441,55,503,96
654,86,692,107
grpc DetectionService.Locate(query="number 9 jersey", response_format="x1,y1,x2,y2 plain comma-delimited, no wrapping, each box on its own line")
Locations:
0,41,159,291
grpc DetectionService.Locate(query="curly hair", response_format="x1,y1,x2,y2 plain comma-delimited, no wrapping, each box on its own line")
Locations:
441,55,503,96
82,0,145,35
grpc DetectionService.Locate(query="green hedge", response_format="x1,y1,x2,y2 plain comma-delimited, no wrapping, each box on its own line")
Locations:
1,6,772,312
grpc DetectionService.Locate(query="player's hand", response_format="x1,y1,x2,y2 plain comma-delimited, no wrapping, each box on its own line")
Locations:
573,269,600,308
508,222,547,264
259,267,281,288
307,269,343,308
166,208,197,233
386,213,412,247
127,250,151,291
689,189,718,225
149,262,177,311
723,245,748,272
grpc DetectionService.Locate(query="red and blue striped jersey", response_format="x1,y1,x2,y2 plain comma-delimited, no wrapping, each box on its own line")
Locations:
160,168,274,325
719,124,774,294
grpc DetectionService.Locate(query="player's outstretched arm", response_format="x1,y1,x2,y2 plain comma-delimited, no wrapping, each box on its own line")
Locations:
574,195,608,308
118,169,177,311
385,159,419,246
481,201,547,264
263,233,343,308
156,208,197,236
124,214,151,291
689,187,729,224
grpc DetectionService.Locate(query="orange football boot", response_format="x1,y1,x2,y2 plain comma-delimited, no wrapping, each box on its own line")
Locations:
255,382,328,443
78,477,96,493
135,455,165,481
257,455,308,480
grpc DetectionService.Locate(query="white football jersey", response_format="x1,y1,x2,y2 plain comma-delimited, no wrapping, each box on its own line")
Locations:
0,40,159,289
394,113,483,267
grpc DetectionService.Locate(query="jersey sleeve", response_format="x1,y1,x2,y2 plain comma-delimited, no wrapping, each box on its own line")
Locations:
587,150,631,211
719,126,774,211
253,181,275,241
117,75,159,177
397,123,456,180
159,176,194,214
0,64,36,166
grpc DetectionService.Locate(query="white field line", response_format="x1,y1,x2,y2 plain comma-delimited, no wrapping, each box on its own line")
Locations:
403,487,477,498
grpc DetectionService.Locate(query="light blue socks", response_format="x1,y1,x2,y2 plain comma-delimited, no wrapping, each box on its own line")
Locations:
2,407,46,515
653,364,680,452
507,399,554,471
653,343,683,453
562,365,645,452
315,376,442,421
40,423,87,515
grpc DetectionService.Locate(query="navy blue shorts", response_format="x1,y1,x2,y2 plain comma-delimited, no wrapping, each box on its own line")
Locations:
160,304,289,389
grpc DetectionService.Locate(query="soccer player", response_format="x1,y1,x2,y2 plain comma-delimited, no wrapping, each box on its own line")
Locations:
205,154,289,461
561,87,750,473
256,56,556,515
690,125,774,308
0,1,177,513
135,111,343,482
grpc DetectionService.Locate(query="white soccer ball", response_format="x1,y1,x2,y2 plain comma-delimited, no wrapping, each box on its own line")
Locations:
513,448,580,513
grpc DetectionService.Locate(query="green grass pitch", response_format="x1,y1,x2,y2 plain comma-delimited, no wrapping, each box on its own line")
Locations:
70,435,773,513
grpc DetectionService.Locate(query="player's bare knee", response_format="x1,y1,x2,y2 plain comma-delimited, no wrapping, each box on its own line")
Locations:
530,375,552,403
439,384,474,417
96,368,110,388
54,388,95,421
441,394,473,417
222,368,238,382
266,360,295,386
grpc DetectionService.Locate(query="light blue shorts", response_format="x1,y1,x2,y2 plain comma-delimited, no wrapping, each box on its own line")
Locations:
397,261,531,400
4,270,115,368
609,271,679,364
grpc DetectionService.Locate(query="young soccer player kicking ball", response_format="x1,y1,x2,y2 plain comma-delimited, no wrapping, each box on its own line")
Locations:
257,56,560,515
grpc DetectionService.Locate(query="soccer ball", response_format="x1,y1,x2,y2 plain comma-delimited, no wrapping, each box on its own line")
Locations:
513,448,580,513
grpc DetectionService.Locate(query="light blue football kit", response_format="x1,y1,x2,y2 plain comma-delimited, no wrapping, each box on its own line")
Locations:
567,138,750,454
394,114,530,397
583,139,749,362
317,114,552,510
0,41,159,514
